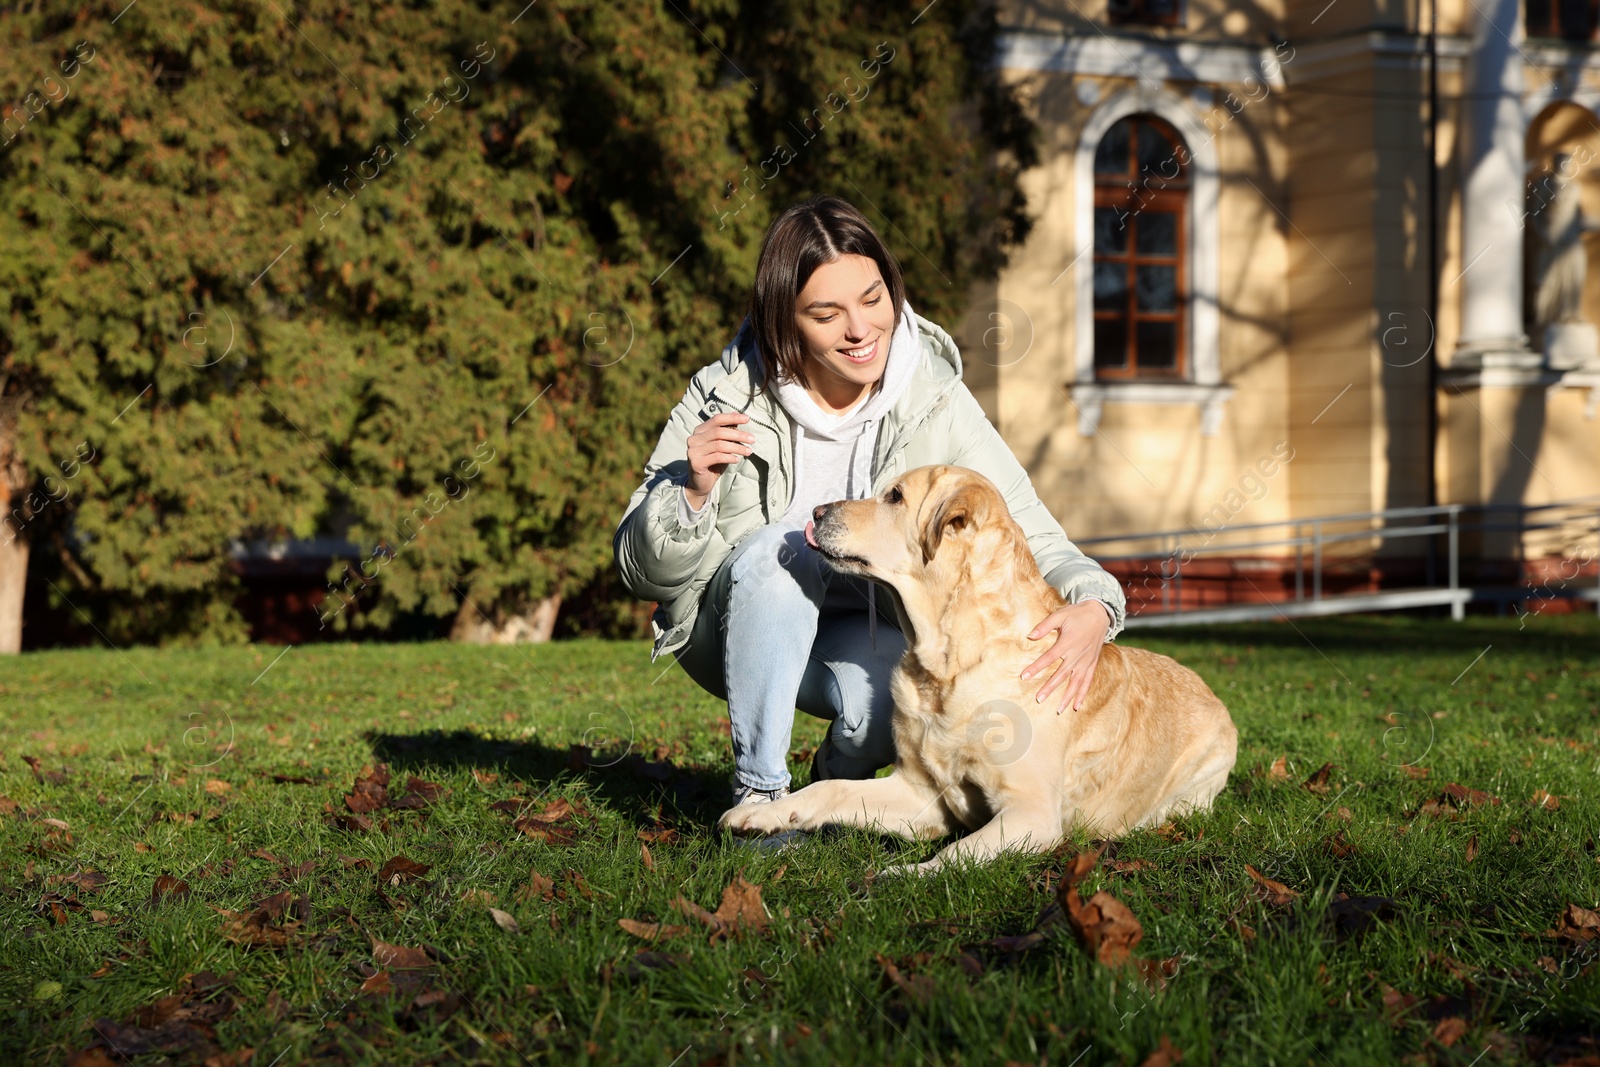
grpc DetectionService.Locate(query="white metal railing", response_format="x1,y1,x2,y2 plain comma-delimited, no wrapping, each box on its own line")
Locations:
1074,498,1600,624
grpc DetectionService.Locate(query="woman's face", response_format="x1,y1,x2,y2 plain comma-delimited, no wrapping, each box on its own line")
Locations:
794,254,896,402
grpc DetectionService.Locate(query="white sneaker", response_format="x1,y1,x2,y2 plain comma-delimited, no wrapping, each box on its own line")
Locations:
730,781,790,807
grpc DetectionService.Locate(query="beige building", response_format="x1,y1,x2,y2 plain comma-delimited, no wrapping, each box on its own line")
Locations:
958,0,1600,615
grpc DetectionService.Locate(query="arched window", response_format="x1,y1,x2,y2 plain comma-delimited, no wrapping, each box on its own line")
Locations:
1092,115,1189,379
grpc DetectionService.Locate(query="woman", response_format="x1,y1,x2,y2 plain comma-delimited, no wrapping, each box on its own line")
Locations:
613,195,1126,811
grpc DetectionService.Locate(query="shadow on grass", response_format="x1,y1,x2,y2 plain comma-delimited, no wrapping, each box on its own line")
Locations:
363,729,732,830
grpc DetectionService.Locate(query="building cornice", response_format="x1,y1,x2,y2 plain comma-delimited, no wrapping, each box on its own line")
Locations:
995,29,1287,87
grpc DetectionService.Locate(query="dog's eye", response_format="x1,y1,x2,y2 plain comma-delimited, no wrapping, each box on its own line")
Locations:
886,486,903,504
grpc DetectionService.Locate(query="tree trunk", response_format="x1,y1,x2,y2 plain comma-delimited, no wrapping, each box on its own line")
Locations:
0,524,25,653
0,428,27,655
450,593,563,645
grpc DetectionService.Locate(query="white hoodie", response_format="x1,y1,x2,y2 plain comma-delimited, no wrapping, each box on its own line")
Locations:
770,302,920,529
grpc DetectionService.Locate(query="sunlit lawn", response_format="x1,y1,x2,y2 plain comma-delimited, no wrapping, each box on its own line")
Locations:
2,613,1598,1065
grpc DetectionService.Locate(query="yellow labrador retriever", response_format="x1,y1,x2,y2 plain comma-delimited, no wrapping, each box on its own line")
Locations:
719,465,1238,874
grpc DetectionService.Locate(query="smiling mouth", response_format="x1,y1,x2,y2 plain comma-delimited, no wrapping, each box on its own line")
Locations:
839,338,878,363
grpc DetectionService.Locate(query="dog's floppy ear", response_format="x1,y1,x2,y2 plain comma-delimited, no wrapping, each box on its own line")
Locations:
921,483,988,563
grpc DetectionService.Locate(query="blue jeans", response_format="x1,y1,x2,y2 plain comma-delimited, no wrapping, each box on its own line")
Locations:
675,522,907,791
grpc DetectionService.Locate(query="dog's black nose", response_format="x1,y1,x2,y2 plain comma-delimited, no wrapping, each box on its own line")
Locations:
812,503,829,522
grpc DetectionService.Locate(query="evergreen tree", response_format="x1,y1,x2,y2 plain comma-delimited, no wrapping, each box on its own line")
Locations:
0,0,1035,650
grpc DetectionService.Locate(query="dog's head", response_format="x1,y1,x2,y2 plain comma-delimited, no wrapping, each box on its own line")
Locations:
808,465,1009,586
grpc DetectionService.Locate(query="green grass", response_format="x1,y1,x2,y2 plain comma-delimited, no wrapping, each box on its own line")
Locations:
2,614,1598,1066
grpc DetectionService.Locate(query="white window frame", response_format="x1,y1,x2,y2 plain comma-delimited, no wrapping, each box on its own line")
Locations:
1072,86,1233,435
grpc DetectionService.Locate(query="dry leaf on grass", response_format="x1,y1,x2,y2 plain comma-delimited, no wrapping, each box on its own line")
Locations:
637,827,679,844
617,918,692,942
203,780,231,796
370,937,434,969
1243,864,1300,908
671,874,770,943
1065,888,1144,967
344,765,390,813
1432,1017,1468,1047
875,953,935,1007
51,871,108,893
515,868,556,904
151,875,190,904
215,908,300,948
1302,762,1335,795
1531,789,1561,810
377,855,431,886
460,889,497,907
1545,903,1600,942
1401,765,1430,780
1465,835,1478,863
641,844,656,872
488,908,520,934
1138,1035,1184,1067
1267,755,1289,781
1106,859,1156,876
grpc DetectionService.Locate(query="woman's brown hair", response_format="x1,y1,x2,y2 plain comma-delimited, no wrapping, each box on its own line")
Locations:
749,195,906,392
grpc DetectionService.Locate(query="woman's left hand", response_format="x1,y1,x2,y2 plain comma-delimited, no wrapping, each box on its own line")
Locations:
1019,601,1111,714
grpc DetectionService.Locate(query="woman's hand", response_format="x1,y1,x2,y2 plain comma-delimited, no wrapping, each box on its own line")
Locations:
1019,600,1111,714
684,412,755,510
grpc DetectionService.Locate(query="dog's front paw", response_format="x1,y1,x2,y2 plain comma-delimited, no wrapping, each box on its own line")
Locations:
718,801,801,835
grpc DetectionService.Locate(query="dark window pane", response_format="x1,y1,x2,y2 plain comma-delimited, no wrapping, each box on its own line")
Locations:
1094,206,1129,254
1136,265,1177,311
1093,261,1128,310
1095,120,1130,176
1136,122,1177,178
1136,211,1178,255
1136,320,1177,369
1558,0,1592,39
1094,318,1128,370
1527,0,1553,34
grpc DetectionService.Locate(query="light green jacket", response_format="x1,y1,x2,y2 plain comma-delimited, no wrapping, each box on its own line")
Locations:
613,309,1127,661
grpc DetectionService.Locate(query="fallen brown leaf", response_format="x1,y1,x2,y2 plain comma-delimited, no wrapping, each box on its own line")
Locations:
1106,859,1156,876
370,937,433,969
460,889,497,907
1545,903,1600,942
512,817,576,844
618,918,691,942
1065,888,1143,966
1531,789,1560,810
360,971,392,996
203,780,231,796
1465,835,1478,863
515,868,556,904
488,908,520,934
51,871,108,893
875,953,935,1006
1138,1035,1183,1067
1267,755,1289,780
1244,864,1299,907
1303,762,1334,795
345,765,390,814
1442,783,1501,808
637,827,680,845
377,855,431,886
1432,1016,1468,1047
151,875,190,904
640,843,656,872
1401,765,1430,780
671,877,765,944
